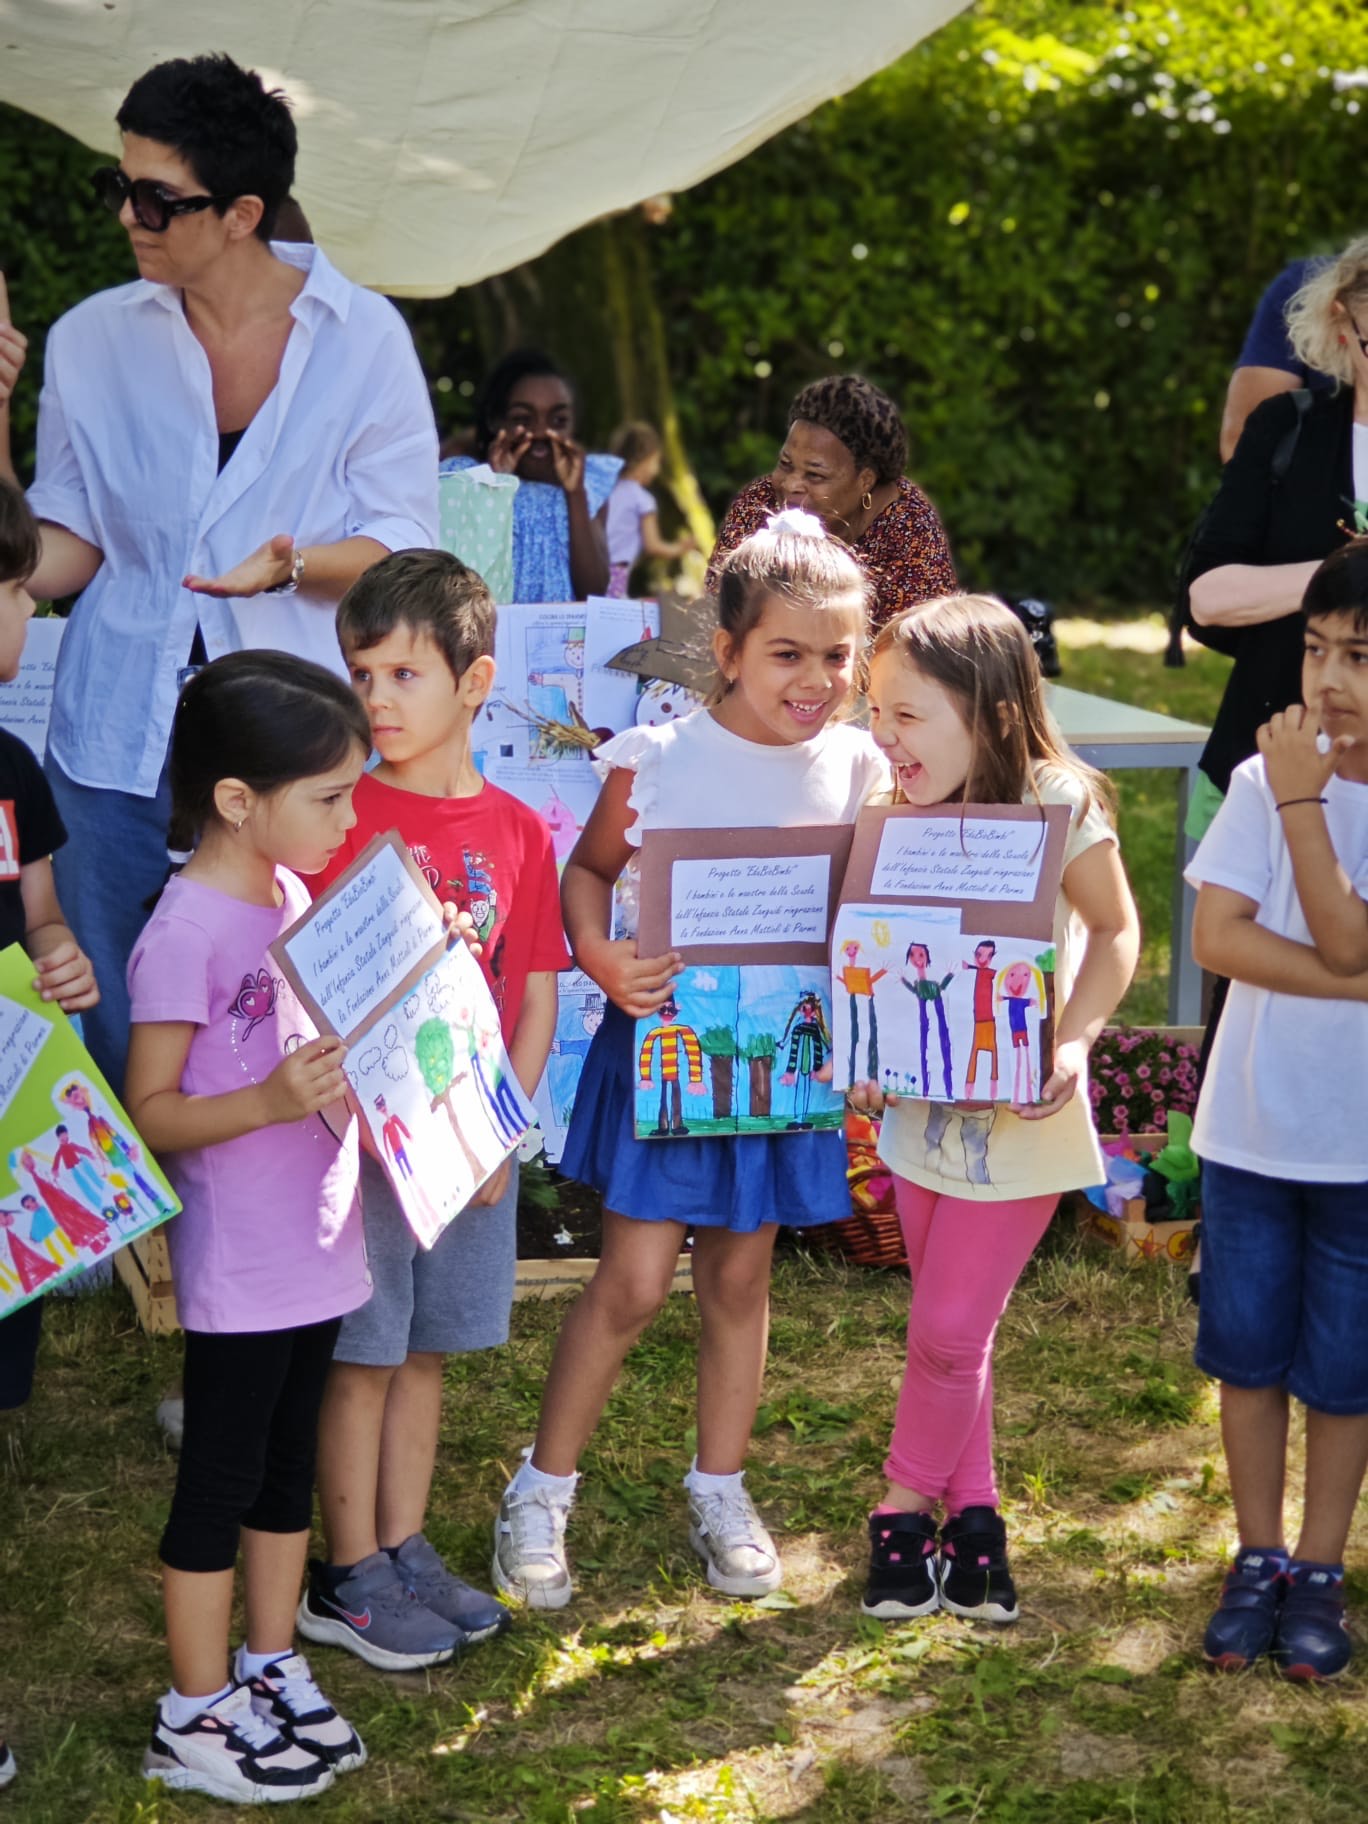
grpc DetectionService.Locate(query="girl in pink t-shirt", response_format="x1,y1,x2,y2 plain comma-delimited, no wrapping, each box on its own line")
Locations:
125,652,375,1807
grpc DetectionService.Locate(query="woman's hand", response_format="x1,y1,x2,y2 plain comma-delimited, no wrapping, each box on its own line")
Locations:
580,936,681,1018
846,1078,895,1116
486,427,533,474
1257,704,1345,804
1015,1037,1087,1120
549,431,587,495
0,274,26,408
32,940,99,1012
470,1156,511,1208
184,533,296,598
265,1036,349,1123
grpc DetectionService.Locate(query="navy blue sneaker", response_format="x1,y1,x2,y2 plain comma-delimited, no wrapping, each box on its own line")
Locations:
389,1533,510,1645
1203,1547,1286,1671
861,1510,939,1620
1274,1560,1351,1682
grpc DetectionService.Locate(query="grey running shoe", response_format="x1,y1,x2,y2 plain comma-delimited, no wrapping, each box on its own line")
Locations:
296,1550,459,1671
390,1533,510,1644
143,1684,333,1804
687,1478,783,1597
492,1481,575,1610
243,1652,366,1774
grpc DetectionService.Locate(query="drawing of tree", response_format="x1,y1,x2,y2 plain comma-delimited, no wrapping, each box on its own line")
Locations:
742,1033,776,1118
415,1017,485,1183
699,1025,738,1120
1034,946,1057,1083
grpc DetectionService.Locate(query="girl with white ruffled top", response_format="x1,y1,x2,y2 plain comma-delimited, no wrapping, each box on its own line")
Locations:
491,511,887,1609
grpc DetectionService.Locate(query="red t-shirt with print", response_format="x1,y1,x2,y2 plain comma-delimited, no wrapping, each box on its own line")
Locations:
314,771,571,1040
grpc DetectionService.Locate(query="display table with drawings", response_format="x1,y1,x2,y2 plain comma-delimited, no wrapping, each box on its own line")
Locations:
1046,683,1209,1025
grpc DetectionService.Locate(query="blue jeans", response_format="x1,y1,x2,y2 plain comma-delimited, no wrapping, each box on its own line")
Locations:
1195,1159,1368,1415
44,755,173,1094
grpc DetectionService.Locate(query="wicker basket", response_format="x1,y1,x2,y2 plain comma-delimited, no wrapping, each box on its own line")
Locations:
805,1109,907,1269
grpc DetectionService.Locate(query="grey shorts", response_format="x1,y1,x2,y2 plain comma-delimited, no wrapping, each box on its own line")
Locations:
334,1153,519,1367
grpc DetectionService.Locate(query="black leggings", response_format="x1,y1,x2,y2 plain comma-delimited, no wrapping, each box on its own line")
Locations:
160,1317,341,1574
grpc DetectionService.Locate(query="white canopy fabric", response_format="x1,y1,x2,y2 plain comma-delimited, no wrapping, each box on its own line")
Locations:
1,1,969,296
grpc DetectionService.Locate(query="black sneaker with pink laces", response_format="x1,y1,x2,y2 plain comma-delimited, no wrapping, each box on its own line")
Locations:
861,1509,940,1619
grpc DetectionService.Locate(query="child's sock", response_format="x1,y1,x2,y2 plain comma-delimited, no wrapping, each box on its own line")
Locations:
685,1459,745,1499
509,1454,579,1500
235,1645,291,1682
162,1683,233,1728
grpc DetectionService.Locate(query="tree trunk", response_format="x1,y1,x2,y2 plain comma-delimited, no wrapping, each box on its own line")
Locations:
709,1055,734,1120
748,1058,772,1118
416,210,716,568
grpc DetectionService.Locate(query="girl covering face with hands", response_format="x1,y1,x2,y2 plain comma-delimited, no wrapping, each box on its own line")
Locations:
855,594,1139,1629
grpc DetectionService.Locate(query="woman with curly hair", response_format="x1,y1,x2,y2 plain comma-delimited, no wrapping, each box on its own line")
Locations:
705,375,956,627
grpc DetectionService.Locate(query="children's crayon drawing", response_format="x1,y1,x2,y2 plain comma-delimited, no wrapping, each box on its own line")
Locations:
273,834,534,1248
0,942,180,1317
343,941,536,1248
633,964,843,1139
829,905,1056,1104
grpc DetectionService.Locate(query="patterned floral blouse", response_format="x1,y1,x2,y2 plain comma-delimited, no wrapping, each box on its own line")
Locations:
705,475,957,628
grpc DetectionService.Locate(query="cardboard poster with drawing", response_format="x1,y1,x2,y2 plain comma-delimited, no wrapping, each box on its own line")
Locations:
830,803,1070,1103
0,943,180,1318
632,825,854,1138
271,833,535,1247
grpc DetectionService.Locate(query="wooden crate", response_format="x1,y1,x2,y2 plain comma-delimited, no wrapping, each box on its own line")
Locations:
515,1253,693,1301
114,1229,180,1335
1079,1194,1199,1268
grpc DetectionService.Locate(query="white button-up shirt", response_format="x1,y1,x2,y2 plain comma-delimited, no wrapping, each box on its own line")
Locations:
27,243,438,798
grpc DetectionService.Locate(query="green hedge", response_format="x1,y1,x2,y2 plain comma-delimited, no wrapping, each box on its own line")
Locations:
3,0,1364,603
640,0,1365,601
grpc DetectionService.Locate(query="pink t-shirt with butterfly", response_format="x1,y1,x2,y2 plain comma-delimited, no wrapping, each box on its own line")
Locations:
127,870,369,1334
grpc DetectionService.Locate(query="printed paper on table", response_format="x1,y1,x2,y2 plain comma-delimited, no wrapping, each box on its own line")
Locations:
830,802,1069,1103
0,942,181,1318
272,832,534,1247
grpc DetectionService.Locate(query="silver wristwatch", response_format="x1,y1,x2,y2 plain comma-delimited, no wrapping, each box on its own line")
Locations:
268,548,306,595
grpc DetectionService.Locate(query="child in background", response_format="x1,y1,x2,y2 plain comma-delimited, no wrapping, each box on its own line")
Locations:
443,348,619,601
855,596,1139,1626
492,511,888,1609
298,550,568,1670
605,422,696,596
125,653,374,1805
1189,540,1368,1681
0,478,99,1793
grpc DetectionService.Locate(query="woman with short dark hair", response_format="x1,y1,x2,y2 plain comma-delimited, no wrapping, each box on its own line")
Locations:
0,51,437,1087
705,375,956,626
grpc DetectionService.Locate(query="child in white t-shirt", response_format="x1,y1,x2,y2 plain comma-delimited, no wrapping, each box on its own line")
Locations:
604,422,696,595
1188,539,1368,1683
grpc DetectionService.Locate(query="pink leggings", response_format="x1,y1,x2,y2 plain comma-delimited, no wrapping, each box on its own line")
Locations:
883,1176,1058,1512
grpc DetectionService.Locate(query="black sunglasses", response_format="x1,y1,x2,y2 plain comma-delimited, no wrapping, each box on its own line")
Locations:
91,165,234,233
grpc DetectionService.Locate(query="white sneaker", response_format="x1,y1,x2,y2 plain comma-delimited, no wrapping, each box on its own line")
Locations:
242,1652,367,1775
492,1478,575,1610
0,1741,15,1788
687,1478,783,1597
143,1684,334,1804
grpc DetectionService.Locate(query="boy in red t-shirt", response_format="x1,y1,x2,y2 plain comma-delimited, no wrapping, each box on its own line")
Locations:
297,550,569,1672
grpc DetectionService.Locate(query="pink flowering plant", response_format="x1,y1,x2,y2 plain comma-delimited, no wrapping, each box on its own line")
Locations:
1087,1028,1200,1137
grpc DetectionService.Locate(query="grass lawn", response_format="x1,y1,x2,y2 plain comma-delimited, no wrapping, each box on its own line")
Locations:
4,1233,1366,1823
1052,617,1231,1028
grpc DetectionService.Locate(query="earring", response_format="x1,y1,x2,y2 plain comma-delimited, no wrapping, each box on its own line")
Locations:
861,490,873,512
234,818,244,834
1340,334,1348,346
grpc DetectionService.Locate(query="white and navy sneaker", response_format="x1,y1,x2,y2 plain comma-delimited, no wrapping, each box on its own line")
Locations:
242,1652,366,1775
142,1683,334,1804
0,1740,15,1788
686,1478,783,1598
